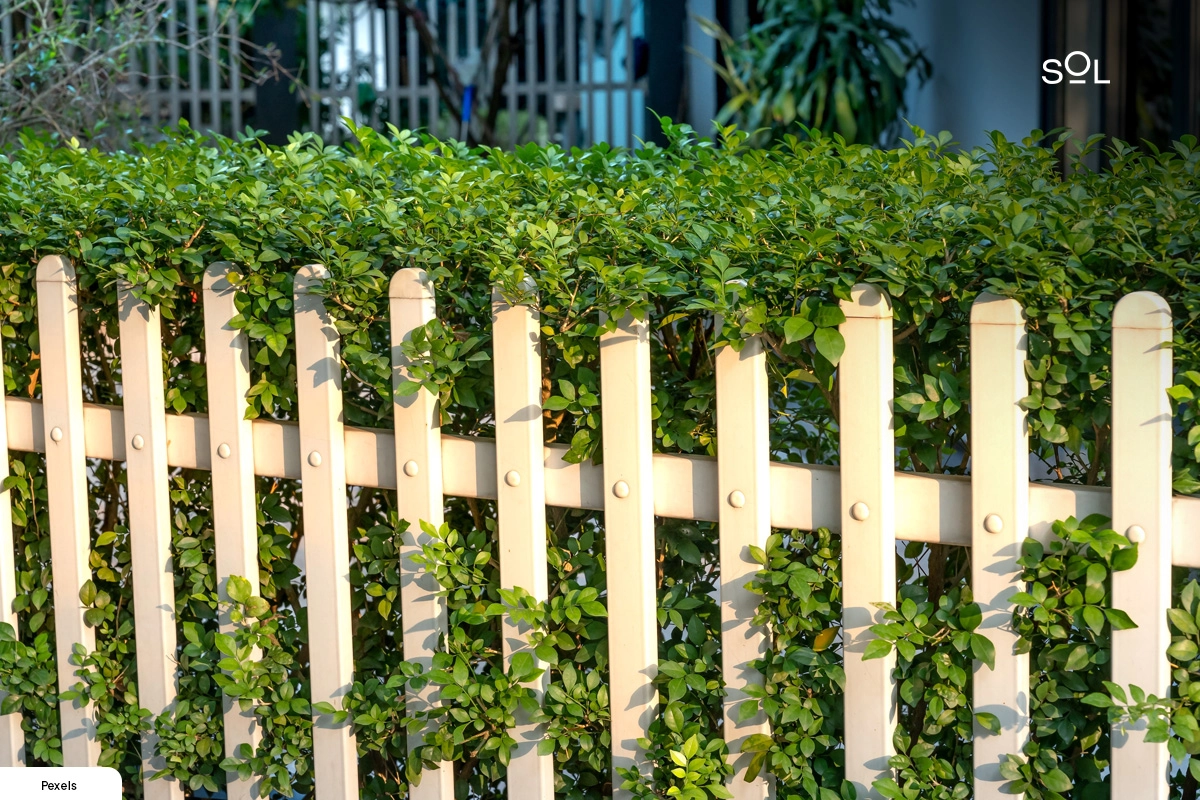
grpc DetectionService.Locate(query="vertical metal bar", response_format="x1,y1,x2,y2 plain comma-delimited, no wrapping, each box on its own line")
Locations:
387,0,401,127
491,280,555,799
390,270,454,800
117,285,183,800
447,0,459,138
407,0,420,129
348,0,359,133
427,0,440,137
188,0,201,126
525,0,536,142
1111,292,1173,800
545,0,556,144
293,265,358,800
170,0,182,125
582,0,593,145
208,0,221,133
369,3,380,129
184,0,199,125
35,256,99,768
507,1,518,146
622,0,633,147
148,13,161,132
715,333,771,799
603,0,612,144
839,284,896,798
229,11,242,132
309,0,320,133
969,294,1030,797
565,0,576,147
202,263,263,800
600,311,656,797
0,325,23,767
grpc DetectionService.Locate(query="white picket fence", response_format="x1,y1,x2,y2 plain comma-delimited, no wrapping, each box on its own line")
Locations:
0,256,1196,800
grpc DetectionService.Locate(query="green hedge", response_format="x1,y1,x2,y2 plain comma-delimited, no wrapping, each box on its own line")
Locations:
2,121,1200,799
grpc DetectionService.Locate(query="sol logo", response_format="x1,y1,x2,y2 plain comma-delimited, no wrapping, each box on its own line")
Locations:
1042,51,1110,85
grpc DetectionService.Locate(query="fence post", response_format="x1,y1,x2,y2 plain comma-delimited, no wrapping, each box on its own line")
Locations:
600,310,657,795
491,280,555,800
839,284,895,798
116,284,183,800
715,330,772,798
293,264,358,800
389,268,454,800
969,294,1030,796
202,262,262,800
0,323,23,766
35,255,99,767
1111,292,1173,798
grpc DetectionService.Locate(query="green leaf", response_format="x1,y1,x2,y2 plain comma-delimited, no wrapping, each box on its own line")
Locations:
862,639,892,661
813,327,845,365
975,712,1002,734
783,316,815,343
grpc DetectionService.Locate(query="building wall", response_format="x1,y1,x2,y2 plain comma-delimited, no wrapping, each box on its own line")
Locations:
889,0,1044,150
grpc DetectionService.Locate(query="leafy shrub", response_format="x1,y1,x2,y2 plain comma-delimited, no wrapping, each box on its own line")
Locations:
0,121,1199,798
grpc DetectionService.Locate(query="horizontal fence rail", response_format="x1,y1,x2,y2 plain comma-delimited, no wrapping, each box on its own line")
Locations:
0,258,1194,799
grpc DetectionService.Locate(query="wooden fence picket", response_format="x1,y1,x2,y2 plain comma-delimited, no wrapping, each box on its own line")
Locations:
839,284,896,798
491,280,555,800
293,264,358,800
389,268,454,800
969,294,1030,797
1111,292,1173,798
3,256,1195,800
35,255,99,767
599,310,658,796
715,333,772,799
0,322,22,766
116,284,182,800
201,262,263,800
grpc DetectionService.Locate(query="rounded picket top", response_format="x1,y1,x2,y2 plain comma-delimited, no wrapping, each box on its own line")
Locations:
1114,291,1171,331
491,274,538,306
203,261,240,294
36,254,74,284
970,292,1026,326
841,282,892,319
390,267,435,301
294,263,329,295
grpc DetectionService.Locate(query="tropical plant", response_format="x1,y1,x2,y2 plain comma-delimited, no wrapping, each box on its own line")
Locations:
702,0,930,146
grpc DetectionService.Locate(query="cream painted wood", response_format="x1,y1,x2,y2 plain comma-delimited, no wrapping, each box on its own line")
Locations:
599,311,658,794
715,335,772,799
117,284,183,800
0,322,23,766
202,262,262,800
491,282,554,800
14,396,1200,557
293,264,357,800
1111,292,1173,798
35,255,98,766
969,294,1030,796
390,268,454,800
839,284,896,797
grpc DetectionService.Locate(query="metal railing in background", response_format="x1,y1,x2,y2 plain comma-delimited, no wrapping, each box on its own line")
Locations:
0,0,646,149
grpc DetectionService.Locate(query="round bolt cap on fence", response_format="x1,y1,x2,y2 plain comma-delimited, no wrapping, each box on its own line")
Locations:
307,450,323,467
612,480,630,498
403,460,419,477
849,501,869,521
216,443,231,459
728,490,746,508
1126,525,1147,544
50,426,64,442
504,470,521,487
131,434,145,451
983,514,1004,534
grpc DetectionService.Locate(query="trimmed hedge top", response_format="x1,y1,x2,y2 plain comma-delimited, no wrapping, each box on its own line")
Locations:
2,121,1200,800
